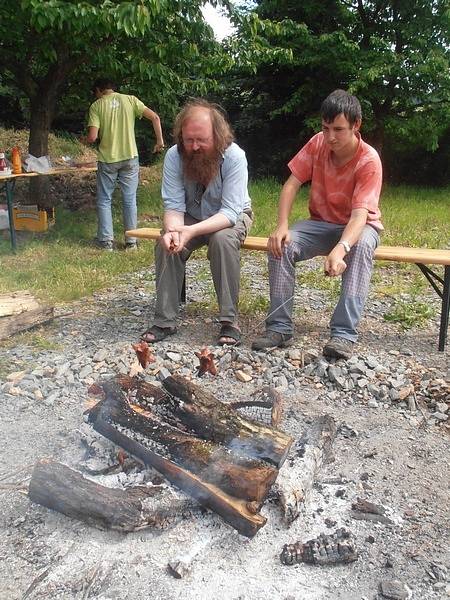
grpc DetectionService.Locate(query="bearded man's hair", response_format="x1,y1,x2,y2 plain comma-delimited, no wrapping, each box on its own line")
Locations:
173,98,234,154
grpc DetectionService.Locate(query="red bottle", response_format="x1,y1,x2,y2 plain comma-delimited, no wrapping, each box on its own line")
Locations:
0,152,7,173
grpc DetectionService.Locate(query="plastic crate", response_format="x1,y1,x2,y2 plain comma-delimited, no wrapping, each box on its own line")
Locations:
13,206,55,232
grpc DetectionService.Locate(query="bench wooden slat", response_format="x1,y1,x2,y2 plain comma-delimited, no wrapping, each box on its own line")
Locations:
126,228,450,266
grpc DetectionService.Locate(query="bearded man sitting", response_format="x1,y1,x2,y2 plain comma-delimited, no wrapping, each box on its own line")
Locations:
141,98,253,346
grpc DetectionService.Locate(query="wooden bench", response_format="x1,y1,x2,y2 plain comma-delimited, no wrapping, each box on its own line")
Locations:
126,227,450,352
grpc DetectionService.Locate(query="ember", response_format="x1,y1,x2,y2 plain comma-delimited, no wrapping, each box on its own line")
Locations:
195,347,217,377
132,341,155,368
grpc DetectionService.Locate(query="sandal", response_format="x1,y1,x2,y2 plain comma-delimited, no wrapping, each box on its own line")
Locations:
217,323,241,347
141,325,177,343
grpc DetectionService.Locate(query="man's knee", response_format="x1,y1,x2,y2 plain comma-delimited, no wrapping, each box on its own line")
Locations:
208,228,241,254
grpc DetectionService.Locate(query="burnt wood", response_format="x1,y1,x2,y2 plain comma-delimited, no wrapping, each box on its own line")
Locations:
162,374,293,467
28,459,179,532
280,528,358,566
92,417,267,538
274,414,337,524
91,379,278,504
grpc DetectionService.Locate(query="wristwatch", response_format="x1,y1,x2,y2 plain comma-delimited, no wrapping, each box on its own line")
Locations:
338,240,351,253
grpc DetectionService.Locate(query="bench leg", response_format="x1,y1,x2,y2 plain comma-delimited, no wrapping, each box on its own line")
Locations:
439,265,450,352
180,271,186,304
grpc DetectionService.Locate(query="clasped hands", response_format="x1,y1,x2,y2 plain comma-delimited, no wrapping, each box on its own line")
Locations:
268,225,347,277
161,225,193,254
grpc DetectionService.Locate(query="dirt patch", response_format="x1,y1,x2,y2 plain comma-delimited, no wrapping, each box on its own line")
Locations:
0,257,448,600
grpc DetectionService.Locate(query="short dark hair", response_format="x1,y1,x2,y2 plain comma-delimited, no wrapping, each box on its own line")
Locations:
92,78,117,94
321,89,362,126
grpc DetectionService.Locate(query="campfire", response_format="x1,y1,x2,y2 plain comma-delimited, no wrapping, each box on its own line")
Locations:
27,343,343,577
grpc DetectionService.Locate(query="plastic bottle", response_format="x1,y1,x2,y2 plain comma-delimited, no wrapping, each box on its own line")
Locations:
12,147,22,174
0,152,7,173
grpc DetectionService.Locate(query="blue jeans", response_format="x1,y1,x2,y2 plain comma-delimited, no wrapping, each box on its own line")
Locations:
96,157,139,243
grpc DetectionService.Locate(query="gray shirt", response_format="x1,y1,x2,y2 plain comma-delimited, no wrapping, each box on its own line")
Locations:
161,142,252,225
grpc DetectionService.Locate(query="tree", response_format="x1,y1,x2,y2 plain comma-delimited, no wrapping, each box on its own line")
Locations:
221,0,450,181
0,0,231,157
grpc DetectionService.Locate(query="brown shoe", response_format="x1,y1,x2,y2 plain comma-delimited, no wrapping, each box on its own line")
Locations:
252,331,293,351
323,337,354,360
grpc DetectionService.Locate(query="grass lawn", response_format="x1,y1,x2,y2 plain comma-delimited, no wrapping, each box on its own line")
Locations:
0,174,448,309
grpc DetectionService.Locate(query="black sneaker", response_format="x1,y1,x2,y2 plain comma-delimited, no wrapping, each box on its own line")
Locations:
125,242,138,251
95,239,114,251
323,337,354,360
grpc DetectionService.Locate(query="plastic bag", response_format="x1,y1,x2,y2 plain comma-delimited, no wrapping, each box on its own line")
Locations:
23,154,53,174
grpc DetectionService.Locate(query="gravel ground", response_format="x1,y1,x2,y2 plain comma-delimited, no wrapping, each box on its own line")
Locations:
0,253,448,600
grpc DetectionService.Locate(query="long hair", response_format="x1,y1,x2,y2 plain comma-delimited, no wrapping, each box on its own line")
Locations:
173,98,234,153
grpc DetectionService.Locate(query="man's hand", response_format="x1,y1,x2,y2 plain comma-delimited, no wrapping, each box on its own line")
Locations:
161,225,194,254
268,225,291,258
153,142,165,153
324,247,347,277
161,230,180,253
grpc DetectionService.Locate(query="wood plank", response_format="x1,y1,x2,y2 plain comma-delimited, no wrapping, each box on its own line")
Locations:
125,228,450,265
0,291,53,340
0,291,41,317
0,167,97,180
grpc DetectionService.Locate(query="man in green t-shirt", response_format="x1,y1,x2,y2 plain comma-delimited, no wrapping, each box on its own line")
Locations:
87,78,164,250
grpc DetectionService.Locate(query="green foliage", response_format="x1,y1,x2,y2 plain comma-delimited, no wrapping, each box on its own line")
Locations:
220,0,450,182
0,1,230,154
384,300,435,329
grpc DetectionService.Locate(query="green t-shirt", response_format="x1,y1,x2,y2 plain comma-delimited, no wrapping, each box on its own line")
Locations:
88,92,146,163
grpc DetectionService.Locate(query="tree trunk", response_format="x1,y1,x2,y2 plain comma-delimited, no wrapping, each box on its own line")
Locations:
27,93,56,208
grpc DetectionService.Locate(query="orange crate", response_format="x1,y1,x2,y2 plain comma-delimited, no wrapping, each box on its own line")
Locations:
13,206,55,232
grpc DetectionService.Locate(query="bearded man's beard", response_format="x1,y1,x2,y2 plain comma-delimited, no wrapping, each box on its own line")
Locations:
182,148,221,187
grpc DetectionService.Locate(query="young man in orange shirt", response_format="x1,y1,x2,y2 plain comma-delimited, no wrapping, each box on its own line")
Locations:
252,89,383,359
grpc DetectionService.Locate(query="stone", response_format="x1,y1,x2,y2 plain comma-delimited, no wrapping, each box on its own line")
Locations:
79,365,93,379
389,388,400,401
398,385,414,400
166,351,182,363
349,362,367,375
436,402,449,414
328,365,342,383
379,579,411,600
407,397,416,412
315,360,329,378
235,370,252,383
432,412,448,422
6,370,26,382
43,391,59,407
93,348,108,362
368,399,378,408
288,348,303,361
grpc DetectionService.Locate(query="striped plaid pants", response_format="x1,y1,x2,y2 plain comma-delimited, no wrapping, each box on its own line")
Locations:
266,220,379,342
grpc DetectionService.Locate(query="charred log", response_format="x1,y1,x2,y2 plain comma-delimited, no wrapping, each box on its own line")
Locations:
92,417,267,538
162,374,293,467
280,528,358,566
90,379,278,504
28,460,181,532
274,415,337,524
